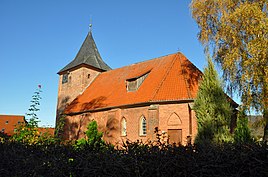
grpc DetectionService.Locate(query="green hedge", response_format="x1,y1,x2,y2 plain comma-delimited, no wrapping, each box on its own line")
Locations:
0,142,267,177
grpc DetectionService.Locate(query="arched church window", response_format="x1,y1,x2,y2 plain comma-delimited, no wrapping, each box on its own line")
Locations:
139,116,147,136
121,117,127,136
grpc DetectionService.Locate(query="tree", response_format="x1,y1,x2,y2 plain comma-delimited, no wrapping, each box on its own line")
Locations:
194,57,233,144
191,0,268,141
11,85,54,145
27,84,42,128
234,107,252,143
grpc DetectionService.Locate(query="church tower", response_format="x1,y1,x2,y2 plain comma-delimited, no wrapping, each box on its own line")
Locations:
56,29,111,123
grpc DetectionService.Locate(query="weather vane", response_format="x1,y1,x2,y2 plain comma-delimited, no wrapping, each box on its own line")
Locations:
89,16,92,32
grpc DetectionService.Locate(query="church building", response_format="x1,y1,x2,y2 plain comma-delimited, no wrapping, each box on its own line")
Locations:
56,30,211,145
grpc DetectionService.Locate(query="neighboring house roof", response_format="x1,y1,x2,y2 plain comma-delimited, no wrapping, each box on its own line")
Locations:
58,31,111,74
0,115,26,136
65,52,202,114
38,127,55,136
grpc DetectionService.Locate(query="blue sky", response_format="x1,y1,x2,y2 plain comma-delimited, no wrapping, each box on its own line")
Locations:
0,0,207,127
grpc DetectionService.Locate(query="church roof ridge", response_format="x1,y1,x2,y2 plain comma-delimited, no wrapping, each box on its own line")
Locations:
109,52,181,71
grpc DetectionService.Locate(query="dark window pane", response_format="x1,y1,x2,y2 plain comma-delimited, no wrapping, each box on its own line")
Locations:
62,73,69,84
127,79,137,91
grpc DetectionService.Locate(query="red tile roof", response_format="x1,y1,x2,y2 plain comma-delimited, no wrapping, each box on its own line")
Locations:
37,127,55,136
0,115,26,136
65,53,202,114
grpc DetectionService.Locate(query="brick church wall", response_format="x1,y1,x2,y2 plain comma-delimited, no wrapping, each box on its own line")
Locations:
63,102,197,146
158,103,197,144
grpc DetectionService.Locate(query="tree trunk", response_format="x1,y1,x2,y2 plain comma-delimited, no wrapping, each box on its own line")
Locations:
263,109,268,142
263,84,268,142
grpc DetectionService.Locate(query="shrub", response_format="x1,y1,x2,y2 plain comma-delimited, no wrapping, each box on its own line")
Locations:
234,108,253,143
74,120,106,150
0,141,267,177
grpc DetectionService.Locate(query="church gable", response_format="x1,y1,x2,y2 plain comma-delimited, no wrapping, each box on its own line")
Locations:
151,54,201,101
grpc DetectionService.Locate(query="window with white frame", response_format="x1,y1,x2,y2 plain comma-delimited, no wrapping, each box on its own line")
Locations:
121,118,127,136
140,116,147,136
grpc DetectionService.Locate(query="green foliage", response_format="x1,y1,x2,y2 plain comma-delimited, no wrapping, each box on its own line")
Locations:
11,86,55,145
12,124,56,145
74,120,106,150
54,115,66,141
27,86,42,128
191,0,268,140
11,123,39,145
234,108,253,143
194,57,233,144
75,138,87,147
11,86,41,144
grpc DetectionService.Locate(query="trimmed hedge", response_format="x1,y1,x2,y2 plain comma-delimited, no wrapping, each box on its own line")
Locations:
0,142,267,177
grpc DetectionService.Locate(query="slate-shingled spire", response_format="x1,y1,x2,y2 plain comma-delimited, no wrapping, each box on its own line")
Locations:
58,31,111,74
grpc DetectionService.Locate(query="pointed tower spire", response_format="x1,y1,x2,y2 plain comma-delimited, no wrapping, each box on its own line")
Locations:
58,30,111,74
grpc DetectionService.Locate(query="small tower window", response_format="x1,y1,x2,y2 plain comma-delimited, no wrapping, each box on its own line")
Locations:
88,74,91,79
139,116,147,136
62,73,69,84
